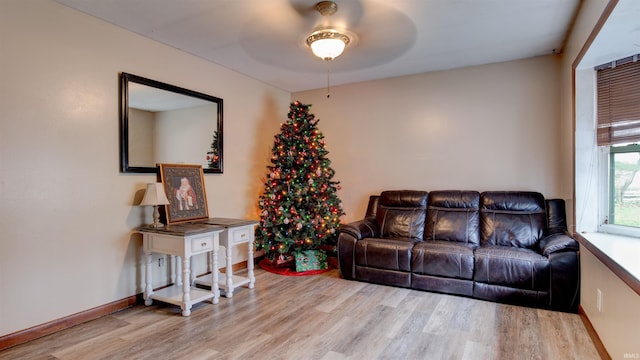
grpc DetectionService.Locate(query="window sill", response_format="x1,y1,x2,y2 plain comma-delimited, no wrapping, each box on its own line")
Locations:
575,232,640,297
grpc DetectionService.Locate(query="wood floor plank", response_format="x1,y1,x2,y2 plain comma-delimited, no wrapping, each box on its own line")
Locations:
379,286,412,308
466,298,497,344
462,339,495,360
294,314,356,359
494,304,519,358
0,268,602,360
562,312,601,359
377,310,433,359
0,315,129,359
217,331,272,359
538,308,600,360
320,351,347,360
513,307,544,360
51,335,130,360
313,279,368,313
422,295,458,335
379,295,421,339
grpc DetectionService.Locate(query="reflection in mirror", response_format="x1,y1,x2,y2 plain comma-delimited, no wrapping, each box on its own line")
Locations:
120,73,223,174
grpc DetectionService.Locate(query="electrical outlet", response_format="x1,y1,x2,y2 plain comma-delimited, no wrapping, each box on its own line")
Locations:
158,257,165,267
596,288,603,313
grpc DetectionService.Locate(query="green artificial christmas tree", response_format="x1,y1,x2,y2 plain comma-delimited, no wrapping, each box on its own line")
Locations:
255,101,345,268
206,130,220,168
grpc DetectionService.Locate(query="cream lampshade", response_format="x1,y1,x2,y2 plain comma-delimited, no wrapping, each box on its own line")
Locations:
140,183,170,228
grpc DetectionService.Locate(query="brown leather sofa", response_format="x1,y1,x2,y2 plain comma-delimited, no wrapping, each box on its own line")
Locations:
337,190,580,312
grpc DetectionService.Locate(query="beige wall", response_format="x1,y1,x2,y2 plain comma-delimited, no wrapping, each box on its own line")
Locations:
294,55,564,222
0,1,289,336
581,248,640,357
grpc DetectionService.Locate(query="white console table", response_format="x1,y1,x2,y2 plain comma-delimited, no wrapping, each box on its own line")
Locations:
194,218,258,298
139,223,223,316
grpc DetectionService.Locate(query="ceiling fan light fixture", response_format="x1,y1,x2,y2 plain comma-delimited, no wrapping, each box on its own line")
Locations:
306,30,350,61
315,1,338,16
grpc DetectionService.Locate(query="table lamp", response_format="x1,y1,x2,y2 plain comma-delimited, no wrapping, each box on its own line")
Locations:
140,183,170,228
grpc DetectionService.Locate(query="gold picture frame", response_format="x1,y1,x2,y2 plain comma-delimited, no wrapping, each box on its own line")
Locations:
159,163,209,224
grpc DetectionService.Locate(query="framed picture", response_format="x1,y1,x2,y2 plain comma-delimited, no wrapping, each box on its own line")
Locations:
159,163,209,224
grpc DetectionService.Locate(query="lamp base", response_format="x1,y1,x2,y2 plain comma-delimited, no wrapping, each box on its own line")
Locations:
149,221,165,228
150,205,165,228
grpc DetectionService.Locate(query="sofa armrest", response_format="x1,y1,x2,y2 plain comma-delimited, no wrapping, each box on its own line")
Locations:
537,232,581,312
539,233,579,256
337,218,378,280
339,217,378,240
539,233,580,312
548,250,580,312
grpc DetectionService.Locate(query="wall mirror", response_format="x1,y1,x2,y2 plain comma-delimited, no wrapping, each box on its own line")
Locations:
120,72,223,174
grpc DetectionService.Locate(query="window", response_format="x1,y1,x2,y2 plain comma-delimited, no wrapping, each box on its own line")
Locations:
607,144,640,227
596,55,640,234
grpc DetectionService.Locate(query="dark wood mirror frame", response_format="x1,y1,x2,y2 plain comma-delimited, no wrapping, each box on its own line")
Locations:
120,72,223,174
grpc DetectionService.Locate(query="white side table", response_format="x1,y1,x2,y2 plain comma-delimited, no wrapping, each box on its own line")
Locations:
195,218,258,298
139,223,223,316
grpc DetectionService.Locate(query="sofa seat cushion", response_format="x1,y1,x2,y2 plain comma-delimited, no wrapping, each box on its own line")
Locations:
412,241,475,280
474,246,549,291
355,237,417,272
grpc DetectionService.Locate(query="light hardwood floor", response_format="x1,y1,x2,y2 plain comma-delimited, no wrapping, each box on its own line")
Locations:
0,268,601,359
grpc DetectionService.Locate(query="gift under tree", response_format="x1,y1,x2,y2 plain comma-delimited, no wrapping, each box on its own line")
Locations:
255,101,345,270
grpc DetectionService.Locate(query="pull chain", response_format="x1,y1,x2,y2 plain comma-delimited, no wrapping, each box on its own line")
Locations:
326,59,331,98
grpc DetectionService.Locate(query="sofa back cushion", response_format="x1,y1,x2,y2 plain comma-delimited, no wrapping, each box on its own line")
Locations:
480,191,546,248
376,190,428,239
365,195,380,218
425,190,480,246
546,198,568,235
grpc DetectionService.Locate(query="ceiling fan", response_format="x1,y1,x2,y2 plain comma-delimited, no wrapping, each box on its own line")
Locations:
303,1,354,97
304,1,352,61
240,0,416,73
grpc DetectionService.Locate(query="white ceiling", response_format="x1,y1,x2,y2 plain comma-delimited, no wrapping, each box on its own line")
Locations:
55,0,582,92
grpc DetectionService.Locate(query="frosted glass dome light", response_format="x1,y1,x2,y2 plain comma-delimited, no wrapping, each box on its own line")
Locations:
306,30,350,60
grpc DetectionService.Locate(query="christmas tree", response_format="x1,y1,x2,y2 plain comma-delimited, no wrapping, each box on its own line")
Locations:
206,131,220,168
255,101,345,265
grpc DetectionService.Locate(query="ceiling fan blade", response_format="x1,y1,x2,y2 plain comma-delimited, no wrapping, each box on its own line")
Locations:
238,0,416,73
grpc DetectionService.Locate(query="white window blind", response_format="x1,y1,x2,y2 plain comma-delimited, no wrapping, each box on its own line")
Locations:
596,55,640,146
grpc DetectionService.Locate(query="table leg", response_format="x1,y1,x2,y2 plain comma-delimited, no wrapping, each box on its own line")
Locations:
176,256,182,286
144,249,153,306
225,243,234,297
190,256,195,286
211,248,219,304
181,256,191,316
170,255,176,285
248,239,255,289
206,251,212,276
